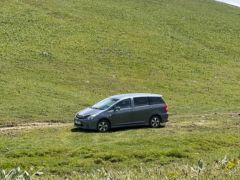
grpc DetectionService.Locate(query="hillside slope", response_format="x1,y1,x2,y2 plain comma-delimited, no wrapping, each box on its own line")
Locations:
0,0,239,124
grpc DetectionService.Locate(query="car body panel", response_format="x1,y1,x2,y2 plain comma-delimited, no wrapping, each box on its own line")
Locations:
76,107,103,117
132,105,151,124
109,107,134,127
74,93,168,130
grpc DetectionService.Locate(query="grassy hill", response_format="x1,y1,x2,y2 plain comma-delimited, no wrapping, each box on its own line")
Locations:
0,1,240,178
0,0,240,125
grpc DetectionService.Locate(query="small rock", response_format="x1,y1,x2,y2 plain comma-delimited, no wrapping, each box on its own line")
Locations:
35,171,44,176
42,51,49,56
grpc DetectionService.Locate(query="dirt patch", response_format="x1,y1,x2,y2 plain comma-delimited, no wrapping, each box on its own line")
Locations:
0,122,71,132
170,112,240,119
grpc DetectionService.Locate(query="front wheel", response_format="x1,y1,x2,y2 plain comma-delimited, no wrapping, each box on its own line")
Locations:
149,116,161,128
97,120,110,132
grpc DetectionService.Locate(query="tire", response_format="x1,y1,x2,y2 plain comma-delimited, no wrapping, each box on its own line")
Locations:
149,115,161,128
97,120,110,132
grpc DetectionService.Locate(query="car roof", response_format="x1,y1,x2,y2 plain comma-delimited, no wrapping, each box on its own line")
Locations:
109,93,162,100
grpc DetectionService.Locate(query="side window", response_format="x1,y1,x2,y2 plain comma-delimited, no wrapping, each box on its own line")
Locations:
149,97,164,105
116,99,131,109
133,97,149,107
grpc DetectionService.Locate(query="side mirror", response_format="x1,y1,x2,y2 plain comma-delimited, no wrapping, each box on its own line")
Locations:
114,106,121,112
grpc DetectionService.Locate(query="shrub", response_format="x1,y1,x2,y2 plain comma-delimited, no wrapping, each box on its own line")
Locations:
0,167,31,180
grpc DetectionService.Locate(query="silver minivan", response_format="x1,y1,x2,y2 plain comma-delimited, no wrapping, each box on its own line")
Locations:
74,93,168,132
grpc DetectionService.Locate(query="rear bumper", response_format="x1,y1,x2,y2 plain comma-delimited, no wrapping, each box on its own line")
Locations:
160,113,168,122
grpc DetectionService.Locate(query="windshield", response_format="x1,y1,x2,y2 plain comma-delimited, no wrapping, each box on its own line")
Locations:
92,98,119,110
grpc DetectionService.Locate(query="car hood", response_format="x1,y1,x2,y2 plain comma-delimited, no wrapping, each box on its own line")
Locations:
77,107,103,117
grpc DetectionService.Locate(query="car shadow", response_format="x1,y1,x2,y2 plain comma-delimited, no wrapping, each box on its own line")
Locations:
71,125,165,133
71,128,96,133
111,125,147,132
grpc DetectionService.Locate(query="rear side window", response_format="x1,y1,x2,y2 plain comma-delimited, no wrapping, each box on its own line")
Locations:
134,97,149,107
149,97,165,105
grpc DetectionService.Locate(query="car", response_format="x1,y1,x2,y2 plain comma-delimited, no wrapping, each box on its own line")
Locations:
74,93,168,132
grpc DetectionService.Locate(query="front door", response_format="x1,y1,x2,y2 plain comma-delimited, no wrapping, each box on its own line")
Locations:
109,98,133,127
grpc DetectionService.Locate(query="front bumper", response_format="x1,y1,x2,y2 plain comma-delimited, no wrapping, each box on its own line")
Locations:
74,117,96,130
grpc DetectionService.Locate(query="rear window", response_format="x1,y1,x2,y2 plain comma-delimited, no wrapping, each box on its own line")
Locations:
149,97,165,105
133,97,149,107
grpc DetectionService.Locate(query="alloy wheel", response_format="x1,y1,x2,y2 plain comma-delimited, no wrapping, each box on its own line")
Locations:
97,121,109,132
150,116,160,128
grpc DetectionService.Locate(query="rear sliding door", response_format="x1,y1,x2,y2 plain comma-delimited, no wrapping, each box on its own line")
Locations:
132,97,151,124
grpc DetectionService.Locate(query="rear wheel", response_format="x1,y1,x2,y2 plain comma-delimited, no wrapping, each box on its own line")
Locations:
97,120,110,132
149,116,161,128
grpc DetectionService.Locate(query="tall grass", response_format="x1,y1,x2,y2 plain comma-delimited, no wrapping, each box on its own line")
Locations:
1,157,239,179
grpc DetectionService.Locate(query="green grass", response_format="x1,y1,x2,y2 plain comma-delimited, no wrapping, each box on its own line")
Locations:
0,0,239,178
0,114,239,178
0,0,240,125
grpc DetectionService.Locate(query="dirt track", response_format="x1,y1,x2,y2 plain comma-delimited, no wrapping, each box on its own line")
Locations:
0,112,239,132
0,122,70,132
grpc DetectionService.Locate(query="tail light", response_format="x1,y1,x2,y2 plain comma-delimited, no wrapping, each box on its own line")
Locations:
164,103,168,113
